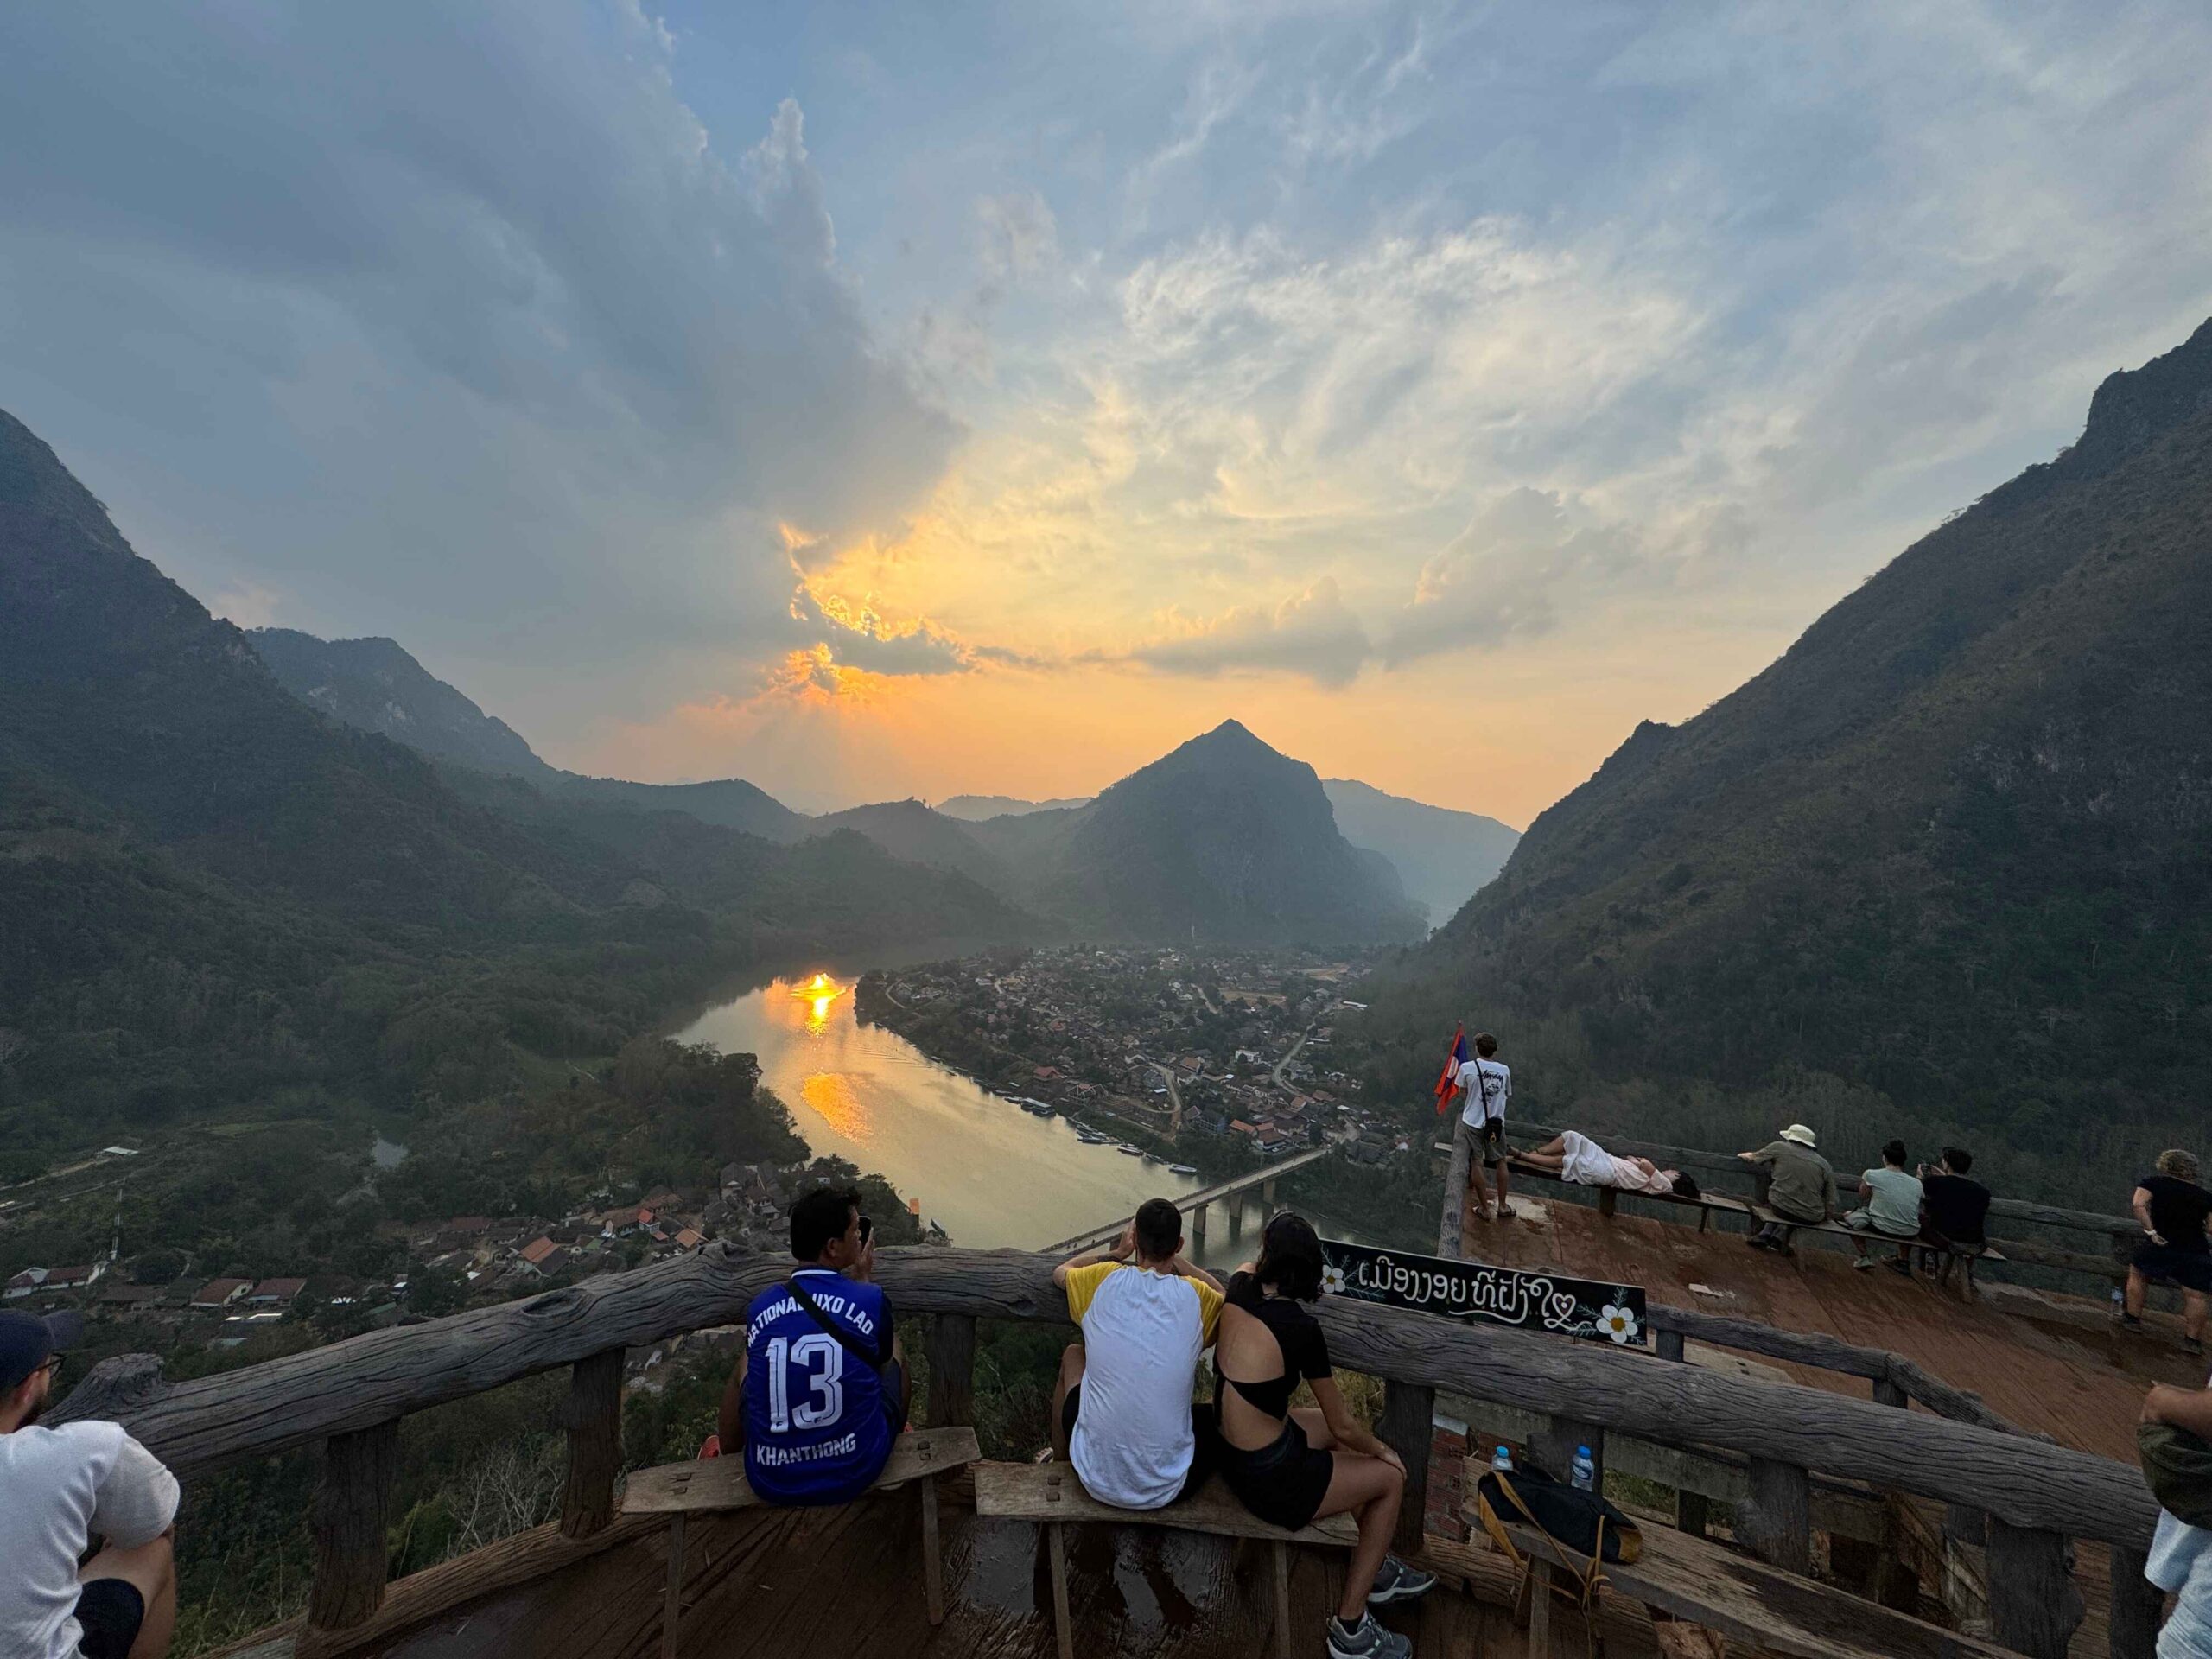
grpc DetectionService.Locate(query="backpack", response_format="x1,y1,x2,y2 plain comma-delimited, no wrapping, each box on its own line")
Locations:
1477,1465,1641,1652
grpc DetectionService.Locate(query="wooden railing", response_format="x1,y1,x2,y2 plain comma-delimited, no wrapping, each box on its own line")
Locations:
54,1245,2164,1659
1438,1117,2147,1294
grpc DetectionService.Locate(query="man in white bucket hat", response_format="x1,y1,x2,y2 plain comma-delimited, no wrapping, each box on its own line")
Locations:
1739,1124,1839,1255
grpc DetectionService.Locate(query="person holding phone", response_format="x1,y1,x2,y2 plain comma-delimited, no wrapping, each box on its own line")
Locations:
715,1186,908,1503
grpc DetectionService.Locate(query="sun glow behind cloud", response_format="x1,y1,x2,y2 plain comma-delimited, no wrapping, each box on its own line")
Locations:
8,3,2212,823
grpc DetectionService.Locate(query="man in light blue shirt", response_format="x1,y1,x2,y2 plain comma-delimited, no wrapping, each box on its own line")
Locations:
1845,1139,1923,1271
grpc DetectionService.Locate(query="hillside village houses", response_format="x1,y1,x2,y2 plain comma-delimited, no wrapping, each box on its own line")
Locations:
867,945,1409,1165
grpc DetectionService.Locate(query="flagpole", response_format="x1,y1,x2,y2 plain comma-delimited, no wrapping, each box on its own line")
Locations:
1433,1025,1471,1260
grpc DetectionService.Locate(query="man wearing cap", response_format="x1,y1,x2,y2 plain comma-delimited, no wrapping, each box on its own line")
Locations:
0,1309,179,1659
1739,1124,1840,1255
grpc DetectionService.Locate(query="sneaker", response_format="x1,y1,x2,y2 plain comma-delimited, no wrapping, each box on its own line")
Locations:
1328,1611,1413,1659
1853,1257,1875,1272
2119,1313,2144,1331
1366,1554,1436,1605
1883,1257,1913,1277
1745,1234,1772,1252
2183,1337,2204,1357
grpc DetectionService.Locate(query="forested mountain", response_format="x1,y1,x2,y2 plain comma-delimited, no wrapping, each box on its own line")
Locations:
1320,778,1519,928
1357,317,2212,1198
251,628,808,842
971,721,1428,944
935,793,1092,819
247,630,1435,946
0,408,1027,1148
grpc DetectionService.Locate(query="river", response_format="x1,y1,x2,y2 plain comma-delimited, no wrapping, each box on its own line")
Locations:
675,975,1278,1266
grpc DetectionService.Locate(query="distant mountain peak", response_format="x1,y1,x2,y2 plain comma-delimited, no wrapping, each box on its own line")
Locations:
2069,314,2212,476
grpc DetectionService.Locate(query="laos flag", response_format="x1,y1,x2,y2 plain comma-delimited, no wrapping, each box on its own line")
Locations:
1433,1025,1467,1115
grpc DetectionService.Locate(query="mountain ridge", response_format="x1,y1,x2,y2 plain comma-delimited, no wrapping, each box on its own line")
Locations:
1361,315,2212,1197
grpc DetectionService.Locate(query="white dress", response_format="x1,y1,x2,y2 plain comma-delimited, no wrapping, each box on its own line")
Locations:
1559,1131,1676,1195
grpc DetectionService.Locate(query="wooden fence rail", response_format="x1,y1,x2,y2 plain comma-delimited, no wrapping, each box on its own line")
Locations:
52,1244,2162,1658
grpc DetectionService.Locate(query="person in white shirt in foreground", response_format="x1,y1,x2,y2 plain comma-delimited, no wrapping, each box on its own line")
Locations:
0,1308,180,1659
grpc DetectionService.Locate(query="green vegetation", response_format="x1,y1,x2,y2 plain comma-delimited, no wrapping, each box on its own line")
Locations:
1355,318,2212,1206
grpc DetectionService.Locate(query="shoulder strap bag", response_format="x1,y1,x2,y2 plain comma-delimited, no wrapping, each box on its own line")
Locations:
786,1275,891,1368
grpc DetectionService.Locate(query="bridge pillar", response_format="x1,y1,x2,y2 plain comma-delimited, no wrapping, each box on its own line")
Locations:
1228,1199,1244,1244
1190,1202,1207,1248
1261,1179,1276,1212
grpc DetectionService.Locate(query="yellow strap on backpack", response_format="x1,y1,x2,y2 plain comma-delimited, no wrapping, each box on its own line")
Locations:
1476,1474,1617,1615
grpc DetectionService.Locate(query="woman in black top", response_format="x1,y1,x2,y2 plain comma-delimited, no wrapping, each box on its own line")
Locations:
2124,1147,2211,1356
1214,1212,1433,1659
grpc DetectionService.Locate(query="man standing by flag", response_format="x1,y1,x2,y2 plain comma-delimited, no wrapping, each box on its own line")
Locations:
1442,1031,1512,1226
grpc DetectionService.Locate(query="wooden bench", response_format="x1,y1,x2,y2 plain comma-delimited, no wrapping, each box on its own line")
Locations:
1491,1515,2018,1659
624,1426,980,1657
974,1460,1359,1659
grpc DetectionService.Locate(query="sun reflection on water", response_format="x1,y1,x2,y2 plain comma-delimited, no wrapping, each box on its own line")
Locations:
788,972,844,1035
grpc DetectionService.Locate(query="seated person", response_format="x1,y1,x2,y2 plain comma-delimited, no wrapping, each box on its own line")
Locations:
717,1185,908,1503
1513,1130,1698,1198
1214,1212,1433,1659
1,1309,180,1659
1050,1197,1224,1508
1913,1146,1992,1276
1844,1139,1923,1271
1739,1123,1838,1253
2124,1149,2212,1357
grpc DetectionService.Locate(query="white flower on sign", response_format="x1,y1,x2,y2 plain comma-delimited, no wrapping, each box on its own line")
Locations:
1598,1303,1639,1344
1319,1264,1348,1295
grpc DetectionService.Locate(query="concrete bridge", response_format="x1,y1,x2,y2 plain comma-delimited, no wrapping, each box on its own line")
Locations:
1039,1143,1332,1255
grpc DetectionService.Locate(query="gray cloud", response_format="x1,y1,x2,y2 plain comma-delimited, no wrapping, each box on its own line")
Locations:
1110,578,1373,688
0,3,957,734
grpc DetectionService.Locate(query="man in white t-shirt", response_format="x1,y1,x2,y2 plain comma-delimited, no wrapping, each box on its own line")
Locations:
1051,1198,1224,1508
1457,1031,1514,1225
0,1309,179,1659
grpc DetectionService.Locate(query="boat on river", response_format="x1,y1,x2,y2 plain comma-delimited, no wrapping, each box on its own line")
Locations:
1117,1144,1144,1157
1167,1163,1198,1175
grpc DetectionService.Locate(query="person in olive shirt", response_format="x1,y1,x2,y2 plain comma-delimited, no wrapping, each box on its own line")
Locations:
1739,1123,1839,1254
2123,1148,2212,1357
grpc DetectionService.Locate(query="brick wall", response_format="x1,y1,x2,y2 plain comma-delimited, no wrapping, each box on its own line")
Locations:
1422,1417,1470,1542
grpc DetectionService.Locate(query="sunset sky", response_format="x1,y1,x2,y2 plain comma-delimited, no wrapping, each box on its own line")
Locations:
5,3,2212,823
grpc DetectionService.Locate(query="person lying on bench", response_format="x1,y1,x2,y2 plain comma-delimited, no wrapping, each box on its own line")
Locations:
1214,1211,1433,1659
1512,1130,1698,1198
1739,1123,1837,1254
2123,1148,2211,1357
1913,1147,1991,1277
1050,1198,1224,1509
716,1185,909,1503
1844,1139,1923,1271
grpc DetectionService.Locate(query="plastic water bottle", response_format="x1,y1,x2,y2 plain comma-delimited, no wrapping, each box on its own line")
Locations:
1570,1446,1596,1491
1491,1444,1513,1473
2110,1287,2126,1314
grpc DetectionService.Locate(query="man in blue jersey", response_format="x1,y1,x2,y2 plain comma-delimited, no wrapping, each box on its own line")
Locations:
716,1185,907,1503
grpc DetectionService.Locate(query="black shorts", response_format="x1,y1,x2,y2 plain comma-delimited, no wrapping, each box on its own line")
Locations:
1062,1383,1214,1503
75,1578,146,1659
1216,1414,1337,1533
2134,1243,2212,1294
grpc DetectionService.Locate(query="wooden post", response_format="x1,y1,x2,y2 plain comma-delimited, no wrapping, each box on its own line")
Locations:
560,1348,625,1539
1439,1119,1471,1259
1656,1327,1686,1363
1269,1539,1293,1659
1046,1521,1075,1659
925,1313,976,1428
1986,1517,2083,1659
1872,1376,1909,1411
1377,1378,1436,1553
661,1511,686,1659
1529,1559,1554,1653
1740,1459,1811,1576
304,1419,400,1637
1537,1416,1604,1490
1675,1487,1709,1539
919,1475,944,1625
1596,1185,1617,1218
2108,1543,2158,1659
